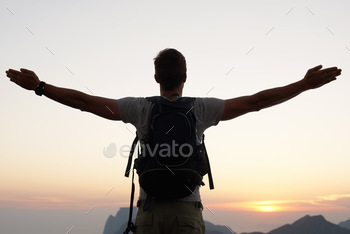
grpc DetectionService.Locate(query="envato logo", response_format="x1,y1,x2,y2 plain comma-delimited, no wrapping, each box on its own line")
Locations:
103,142,132,158
140,140,193,158
103,142,117,158
103,141,193,158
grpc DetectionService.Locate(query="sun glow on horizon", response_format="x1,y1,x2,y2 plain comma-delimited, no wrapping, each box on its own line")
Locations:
255,205,281,212
206,193,350,213
248,201,284,212
209,200,288,212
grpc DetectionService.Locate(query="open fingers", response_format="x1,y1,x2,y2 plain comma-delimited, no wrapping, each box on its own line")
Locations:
320,67,339,73
6,68,36,80
322,68,342,84
6,69,20,76
319,67,341,78
6,69,21,80
308,65,323,73
6,68,36,85
6,68,40,90
20,68,35,74
311,66,341,80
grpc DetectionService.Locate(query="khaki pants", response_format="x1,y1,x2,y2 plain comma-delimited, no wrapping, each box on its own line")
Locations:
134,199,205,234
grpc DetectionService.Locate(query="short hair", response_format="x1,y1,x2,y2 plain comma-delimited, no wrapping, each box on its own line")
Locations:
154,48,187,91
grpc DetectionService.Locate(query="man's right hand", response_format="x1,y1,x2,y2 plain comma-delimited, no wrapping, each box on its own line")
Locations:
6,68,40,91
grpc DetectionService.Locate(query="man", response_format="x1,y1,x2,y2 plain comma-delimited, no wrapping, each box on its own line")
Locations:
6,48,342,234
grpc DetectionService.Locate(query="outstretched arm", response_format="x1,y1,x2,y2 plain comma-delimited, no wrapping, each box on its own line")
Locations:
221,65,342,121
6,68,121,120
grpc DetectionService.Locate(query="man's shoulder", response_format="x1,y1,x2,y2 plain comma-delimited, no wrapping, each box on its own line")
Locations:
117,97,152,112
117,96,147,104
117,96,224,107
193,97,225,106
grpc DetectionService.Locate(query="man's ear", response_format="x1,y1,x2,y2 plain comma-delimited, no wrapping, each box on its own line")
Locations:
183,73,187,83
154,74,160,83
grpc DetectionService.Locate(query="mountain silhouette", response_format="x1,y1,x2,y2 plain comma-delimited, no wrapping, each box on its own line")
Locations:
339,219,350,230
205,220,236,234
104,210,350,234
242,215,350,234
103,207,137,234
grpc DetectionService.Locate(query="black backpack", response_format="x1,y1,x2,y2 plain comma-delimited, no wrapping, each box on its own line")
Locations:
123,96,213,233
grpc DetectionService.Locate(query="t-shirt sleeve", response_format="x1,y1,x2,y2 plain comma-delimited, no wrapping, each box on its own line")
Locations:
117,97,145,125
194,98,225,136
117,97,153,138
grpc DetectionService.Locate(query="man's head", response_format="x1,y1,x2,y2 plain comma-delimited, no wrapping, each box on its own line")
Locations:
154,48,187,91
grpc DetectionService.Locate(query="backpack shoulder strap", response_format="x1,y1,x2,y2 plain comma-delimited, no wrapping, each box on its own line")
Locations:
124,134,139,177
124,134,138,233
202,134,214,189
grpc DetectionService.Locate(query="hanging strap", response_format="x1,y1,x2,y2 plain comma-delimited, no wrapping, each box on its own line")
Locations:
202,134,214,189
123,134,139,234
123,169,136,234
125,135,138,177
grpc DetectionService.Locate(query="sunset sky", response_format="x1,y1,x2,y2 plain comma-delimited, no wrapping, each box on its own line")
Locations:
1,0,349,233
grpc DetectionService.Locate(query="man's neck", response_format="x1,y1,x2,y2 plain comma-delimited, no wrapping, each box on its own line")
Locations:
160,88,183,100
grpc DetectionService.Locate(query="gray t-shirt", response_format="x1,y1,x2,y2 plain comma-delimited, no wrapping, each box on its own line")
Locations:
117,96,225,201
